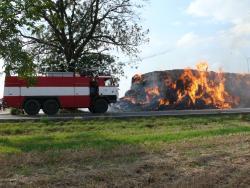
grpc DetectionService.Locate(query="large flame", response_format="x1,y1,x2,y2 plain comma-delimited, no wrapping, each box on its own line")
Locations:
176,62,237,109
123,62,240,109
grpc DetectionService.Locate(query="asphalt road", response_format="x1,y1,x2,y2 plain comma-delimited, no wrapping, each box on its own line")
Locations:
1,108,250,121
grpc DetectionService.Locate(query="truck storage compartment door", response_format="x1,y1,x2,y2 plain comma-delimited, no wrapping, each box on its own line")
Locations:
74,84,90,108
4,84,22,108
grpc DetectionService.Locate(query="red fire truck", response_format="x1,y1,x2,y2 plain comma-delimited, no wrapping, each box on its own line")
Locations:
2,72,118,115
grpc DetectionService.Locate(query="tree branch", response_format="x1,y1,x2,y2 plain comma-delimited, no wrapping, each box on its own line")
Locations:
74,0,100,59
19,31,63,50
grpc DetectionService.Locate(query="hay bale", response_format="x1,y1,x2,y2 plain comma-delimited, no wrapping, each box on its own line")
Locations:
116,70,250,111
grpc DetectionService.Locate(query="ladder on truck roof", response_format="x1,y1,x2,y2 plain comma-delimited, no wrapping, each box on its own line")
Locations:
46,72,74,77
45,69,112,78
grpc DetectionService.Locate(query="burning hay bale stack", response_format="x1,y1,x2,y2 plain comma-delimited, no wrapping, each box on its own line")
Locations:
115,63,250,112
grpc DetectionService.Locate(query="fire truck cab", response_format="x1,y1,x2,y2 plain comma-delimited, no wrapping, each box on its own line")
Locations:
2,72,118,115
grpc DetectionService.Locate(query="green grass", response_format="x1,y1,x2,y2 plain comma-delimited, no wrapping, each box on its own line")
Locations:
0,114,250,154
1,115,250,187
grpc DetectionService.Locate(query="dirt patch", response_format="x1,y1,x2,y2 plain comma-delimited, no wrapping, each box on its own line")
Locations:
0,134,249,187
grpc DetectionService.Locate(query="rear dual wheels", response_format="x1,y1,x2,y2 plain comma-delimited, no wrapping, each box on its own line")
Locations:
89,98,109,114
24,99,59,116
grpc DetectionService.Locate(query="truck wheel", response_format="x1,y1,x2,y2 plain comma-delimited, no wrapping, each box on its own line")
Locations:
42,99,60,116
24,99,41,116
93,98,108,113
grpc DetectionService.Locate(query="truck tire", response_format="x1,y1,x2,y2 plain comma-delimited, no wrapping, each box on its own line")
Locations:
92,98,109,113
42,99,60,116
24,99,41,116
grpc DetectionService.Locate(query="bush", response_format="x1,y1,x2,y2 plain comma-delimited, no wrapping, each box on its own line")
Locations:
10,108,24,115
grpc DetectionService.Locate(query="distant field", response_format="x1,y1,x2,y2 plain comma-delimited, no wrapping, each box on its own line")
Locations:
0,115,249,187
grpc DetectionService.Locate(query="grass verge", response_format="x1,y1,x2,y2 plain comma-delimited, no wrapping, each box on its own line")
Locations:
0,114,249,187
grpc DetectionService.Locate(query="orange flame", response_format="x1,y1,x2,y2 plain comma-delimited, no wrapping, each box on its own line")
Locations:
145,87,160,103
196,61,208,72
132,74,142,84
159,99,170,105
124,62,239,109
176,62,238,108
145,87,160,96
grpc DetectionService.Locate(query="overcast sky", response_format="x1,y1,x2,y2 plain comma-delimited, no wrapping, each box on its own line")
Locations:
1,0,250,97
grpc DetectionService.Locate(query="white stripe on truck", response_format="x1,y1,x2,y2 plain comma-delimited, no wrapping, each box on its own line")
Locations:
4,87,90,96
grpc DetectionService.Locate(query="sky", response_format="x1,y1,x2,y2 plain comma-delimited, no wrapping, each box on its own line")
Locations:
119,0,250,96
1,0,250,97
